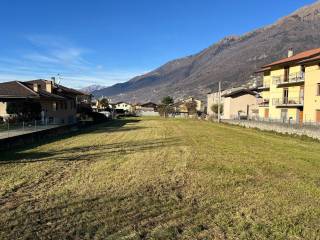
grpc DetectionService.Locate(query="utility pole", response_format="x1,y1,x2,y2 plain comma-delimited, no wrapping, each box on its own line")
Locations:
218,81,221,123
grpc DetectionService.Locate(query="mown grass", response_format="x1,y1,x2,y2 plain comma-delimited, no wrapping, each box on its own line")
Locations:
0,117,320,239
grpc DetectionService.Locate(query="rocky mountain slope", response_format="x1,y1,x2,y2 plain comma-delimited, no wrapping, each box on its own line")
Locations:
80,84,106,94
93,1,320,102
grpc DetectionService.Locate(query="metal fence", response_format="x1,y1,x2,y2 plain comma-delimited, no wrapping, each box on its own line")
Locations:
229,115,320,130
272,72,305,85
0,120,63,139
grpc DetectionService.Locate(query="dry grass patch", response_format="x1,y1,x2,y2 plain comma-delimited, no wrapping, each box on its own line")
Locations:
0,118,320,239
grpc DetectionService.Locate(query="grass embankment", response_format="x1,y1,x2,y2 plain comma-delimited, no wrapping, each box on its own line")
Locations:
0,118,320,239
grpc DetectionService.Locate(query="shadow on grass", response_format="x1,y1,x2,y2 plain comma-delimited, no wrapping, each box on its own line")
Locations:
1,121,183,164
0,118,150,163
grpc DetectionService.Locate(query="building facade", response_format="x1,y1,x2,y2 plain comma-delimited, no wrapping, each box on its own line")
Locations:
258,48,320,124
0,79,90,124
115,102,133,112
207,88,242,116
222,89,261,120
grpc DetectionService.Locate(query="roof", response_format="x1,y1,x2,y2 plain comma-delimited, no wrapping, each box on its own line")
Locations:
141,102,157,107
254,67,271,73
263,48,320,68
299,55,320,64
115,101,131,105
0,81,39,99
26,80,89,97
222,88,258,98
0,79,86,101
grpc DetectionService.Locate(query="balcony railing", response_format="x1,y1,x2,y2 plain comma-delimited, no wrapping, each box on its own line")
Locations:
272,97,304,106
272,72,305,86
259,99,270,107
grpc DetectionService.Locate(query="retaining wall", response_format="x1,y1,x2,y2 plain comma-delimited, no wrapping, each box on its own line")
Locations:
223,120,320,140
0,124,79,152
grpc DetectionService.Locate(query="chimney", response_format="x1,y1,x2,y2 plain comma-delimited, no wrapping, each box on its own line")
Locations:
288,48,294,58
45,80,53,93
51,77,56,85
33,83,39,92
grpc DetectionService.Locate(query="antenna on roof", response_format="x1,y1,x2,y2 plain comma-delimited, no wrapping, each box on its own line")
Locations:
56,74,62,86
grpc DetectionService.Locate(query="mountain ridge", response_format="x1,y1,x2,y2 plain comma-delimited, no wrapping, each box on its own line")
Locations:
93,1,320,103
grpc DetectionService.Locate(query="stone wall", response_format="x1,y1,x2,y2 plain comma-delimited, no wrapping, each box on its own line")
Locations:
223,119,320,140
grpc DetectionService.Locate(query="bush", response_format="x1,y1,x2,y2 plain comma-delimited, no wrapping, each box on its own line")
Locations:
88,112,108,123
211,104,223,115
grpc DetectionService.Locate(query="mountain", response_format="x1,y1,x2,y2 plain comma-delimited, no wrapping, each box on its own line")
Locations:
93,1,320,103
80,84,106,94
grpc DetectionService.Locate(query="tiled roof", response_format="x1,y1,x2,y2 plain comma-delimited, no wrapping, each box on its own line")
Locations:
263,48,320,68
255,67,271,73
298,55,320,64
141,102,157,107
26,80,89,97
222,88,257,98
0,79,86,101
0,81,39,99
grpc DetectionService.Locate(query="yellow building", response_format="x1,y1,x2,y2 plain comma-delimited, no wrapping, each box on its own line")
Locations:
258,48,320,124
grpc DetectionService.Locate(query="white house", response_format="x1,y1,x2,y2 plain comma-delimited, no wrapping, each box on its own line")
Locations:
115,102,133,113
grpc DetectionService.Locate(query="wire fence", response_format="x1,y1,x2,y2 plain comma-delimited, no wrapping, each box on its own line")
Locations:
0,120,64,139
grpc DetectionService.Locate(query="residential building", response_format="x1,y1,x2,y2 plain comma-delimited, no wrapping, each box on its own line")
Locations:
115,102,133,113
207,87,242,116
135,102,159,116
184,97,204,112
0,79,90,124
222,88,261,120
258,48,320,124
91,98,111,112
174,97,204,116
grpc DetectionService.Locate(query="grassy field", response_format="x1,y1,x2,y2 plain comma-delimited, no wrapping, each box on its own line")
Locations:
0,118,320,239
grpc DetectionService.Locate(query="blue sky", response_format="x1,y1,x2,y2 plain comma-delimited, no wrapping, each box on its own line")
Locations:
0,0,316,88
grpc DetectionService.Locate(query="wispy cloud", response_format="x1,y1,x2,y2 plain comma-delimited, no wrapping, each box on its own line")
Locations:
0,34,147,89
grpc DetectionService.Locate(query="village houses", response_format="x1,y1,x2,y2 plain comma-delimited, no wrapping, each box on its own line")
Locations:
0,79,91,124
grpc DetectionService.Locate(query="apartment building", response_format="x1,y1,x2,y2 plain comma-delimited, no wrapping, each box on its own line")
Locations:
258,48,320,124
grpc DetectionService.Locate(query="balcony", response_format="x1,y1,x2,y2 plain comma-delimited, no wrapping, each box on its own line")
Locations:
259,99,270,107
272,97,304,107
272,72,305,87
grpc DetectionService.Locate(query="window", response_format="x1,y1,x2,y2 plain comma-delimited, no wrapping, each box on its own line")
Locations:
283,88,289,104
52,102,57,111
301,65,305,73
284,66,290,82
317,83,320,96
